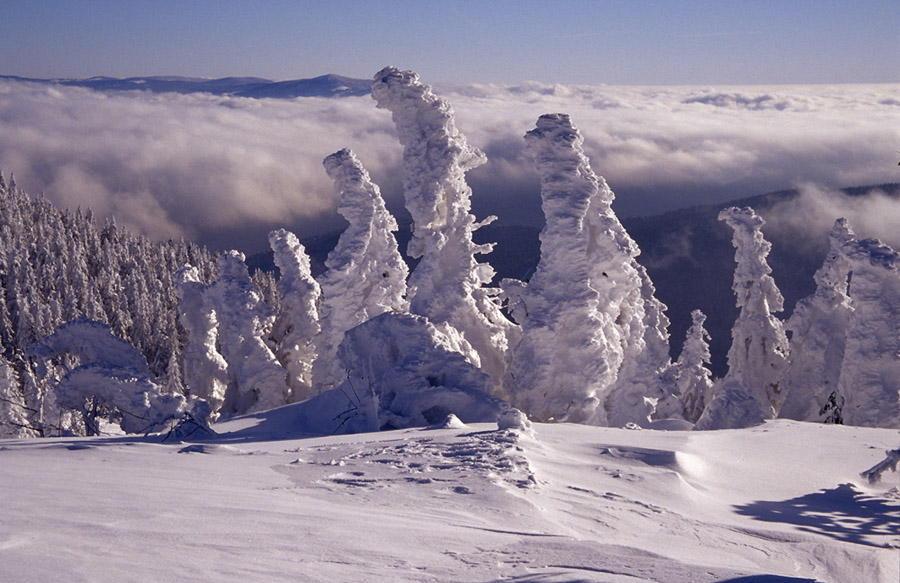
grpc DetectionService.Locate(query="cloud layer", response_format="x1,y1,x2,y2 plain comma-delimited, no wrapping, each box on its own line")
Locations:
1,78,897,252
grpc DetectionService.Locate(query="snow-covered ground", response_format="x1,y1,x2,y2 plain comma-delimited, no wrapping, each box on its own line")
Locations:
2,414,897,582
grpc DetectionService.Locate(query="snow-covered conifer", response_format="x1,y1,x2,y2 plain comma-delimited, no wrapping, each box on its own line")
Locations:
175,265,228,420
834,229,900,428
697,207,788,429
674,310,715,423
268,229,320,402
371,67,518,391
313,149,408,391
207,251,288,414
779,219,853,422
507,113,672,425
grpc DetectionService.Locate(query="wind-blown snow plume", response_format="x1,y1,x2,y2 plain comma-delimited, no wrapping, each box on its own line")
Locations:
268,229,320,402
206,251,288,414
834,229,900,428
506,113,673,426
697,207,788,429
313,149,408,391
371,67,518,390
175,265,228,419
779,219,853,423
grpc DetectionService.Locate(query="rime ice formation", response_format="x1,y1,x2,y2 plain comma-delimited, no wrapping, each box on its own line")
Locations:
779,220,853,423
29,319,205,434
292,312,508,435
207,251,288,414
371,67,518,391
175,265,228,420
313,149,409,391
834,229,900,428
674,310,715,424
697,207,788,429
506,113,672,426
268,229,320,402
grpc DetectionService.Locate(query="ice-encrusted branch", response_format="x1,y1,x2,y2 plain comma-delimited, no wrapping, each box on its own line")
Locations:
860,448,900,484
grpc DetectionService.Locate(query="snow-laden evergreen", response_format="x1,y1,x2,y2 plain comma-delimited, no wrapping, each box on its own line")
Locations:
779,219,853,423
371,67,519,391
268,229,320,402
313,149,408,391
174,265,229,420
205,251,288,415
506,113,673,426
834,226,900,428
698,207,789,430
674,310,716,423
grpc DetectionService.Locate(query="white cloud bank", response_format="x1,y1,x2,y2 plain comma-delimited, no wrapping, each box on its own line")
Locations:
0,78,897,251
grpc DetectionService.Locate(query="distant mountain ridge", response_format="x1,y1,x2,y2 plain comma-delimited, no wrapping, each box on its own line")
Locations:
0,73,372,98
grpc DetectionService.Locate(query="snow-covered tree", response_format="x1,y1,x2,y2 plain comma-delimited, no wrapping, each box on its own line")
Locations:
674,310,715,423
371,67,519,392
29,320,206,435
206,251,288,415
834,228,900,428
269,229,320,402
697,207,788,430
779,219,853,423
505,113,673,426
175,265,228,420
313,149,408,391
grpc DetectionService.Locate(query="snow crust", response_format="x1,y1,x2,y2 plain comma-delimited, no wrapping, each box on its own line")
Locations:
371,67,518,391
2,419,897,582
313,149,408,391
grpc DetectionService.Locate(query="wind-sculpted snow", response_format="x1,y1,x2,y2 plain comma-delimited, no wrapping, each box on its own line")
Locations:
268,229,320,402
699,207,789,429
371,67,518,391
779,219,853,422
835,228,900,428
507,113,674,426
313,149,408,391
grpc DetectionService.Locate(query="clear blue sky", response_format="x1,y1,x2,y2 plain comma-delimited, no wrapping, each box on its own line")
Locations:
1,0,898,85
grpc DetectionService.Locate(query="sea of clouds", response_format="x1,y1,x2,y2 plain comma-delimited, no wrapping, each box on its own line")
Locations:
0,77,897,252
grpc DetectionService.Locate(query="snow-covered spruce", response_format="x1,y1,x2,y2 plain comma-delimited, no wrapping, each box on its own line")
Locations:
506,113,675,426
697,207,788,430
834,227,900,428
313,149,408,392
371,67,519,392
205,251,288,415
175,265,229,420
291,312,508,435
674,309,715,424
778,219,853,423
29,319,207,435
268,229,321,402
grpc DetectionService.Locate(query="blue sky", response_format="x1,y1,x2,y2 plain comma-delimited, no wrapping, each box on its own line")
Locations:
2,0,897,85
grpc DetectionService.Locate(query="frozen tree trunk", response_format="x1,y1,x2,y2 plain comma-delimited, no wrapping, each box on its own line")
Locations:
175,265,229,420
697,207,788,430
269,229,320,403
313,149,408,392
675,310,716,424
207,251,288,415
779,219,853,423
371,67,519,393
835,231,900,428
507,113,672,425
